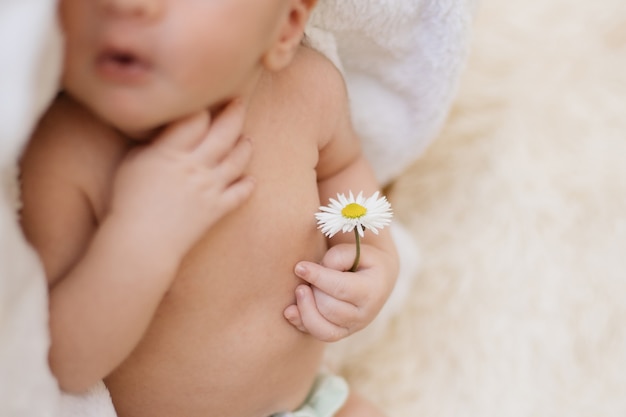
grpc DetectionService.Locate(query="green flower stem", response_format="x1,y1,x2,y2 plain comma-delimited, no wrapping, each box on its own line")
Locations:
349,228,361,272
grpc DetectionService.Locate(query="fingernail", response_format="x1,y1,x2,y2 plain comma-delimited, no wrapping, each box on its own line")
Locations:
295,264,307,277
296,287,306,300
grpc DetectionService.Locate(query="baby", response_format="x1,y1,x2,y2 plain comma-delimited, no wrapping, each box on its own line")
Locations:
19,0,398,416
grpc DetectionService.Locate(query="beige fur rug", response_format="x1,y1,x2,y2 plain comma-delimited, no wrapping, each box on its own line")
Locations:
341,0,626,415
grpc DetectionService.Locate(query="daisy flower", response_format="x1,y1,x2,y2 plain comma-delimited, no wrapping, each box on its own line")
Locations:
315,191,393,271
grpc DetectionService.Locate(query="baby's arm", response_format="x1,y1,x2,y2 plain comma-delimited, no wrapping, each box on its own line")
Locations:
20,100,254,392
283,58,399,342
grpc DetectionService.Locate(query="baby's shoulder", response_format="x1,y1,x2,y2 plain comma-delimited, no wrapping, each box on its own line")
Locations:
28,95,125,161
21,94,126,193
28,94,122,154
288,46,349,107
291,46,344,82
272,46,351,144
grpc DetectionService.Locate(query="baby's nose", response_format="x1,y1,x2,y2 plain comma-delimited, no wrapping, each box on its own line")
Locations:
99,0,163,20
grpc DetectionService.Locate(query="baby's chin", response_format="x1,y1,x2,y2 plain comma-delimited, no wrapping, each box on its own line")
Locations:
120,126,163,141
99,111,167,141
71,95,170,140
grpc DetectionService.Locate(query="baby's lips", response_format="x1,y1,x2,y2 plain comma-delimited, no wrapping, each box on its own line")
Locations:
95,45,153,83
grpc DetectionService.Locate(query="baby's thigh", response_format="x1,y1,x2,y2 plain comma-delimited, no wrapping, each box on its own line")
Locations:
334,391,386,417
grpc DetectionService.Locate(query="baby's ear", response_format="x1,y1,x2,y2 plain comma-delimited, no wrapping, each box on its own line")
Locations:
263,0,317,71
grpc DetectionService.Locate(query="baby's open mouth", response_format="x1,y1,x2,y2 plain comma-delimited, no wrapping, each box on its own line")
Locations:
100,49,146,67
109,52,138,65
96,48,152,81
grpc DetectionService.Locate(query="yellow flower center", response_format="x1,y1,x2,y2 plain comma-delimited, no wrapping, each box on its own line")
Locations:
341,203,367,219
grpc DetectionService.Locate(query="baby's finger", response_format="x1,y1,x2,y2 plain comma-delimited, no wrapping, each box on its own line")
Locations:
294,285,350,342
196,100,246,162
283,304,307,333
310,287,361,330
154,111,210,151
213,136,253,184
321,244,364,272
213,175,256,215
294,261,366,304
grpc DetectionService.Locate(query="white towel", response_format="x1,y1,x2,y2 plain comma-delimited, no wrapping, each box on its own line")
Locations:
307,0,477,185
0,1,474,416
0,2,62,417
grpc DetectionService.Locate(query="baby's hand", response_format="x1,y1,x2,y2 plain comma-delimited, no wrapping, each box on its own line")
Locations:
284,243,397,342
108,100,255,262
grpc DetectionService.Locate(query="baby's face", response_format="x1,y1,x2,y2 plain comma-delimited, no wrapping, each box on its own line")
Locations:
60,0,287,135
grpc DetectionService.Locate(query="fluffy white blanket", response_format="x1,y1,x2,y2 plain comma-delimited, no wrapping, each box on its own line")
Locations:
0,0,474,416
343,0,626,415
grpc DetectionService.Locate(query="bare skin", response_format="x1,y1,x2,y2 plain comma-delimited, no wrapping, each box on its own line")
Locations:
20,0,398,415
21,47,395,417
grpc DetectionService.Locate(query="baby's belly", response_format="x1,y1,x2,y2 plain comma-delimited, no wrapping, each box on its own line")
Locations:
106,179,328,417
